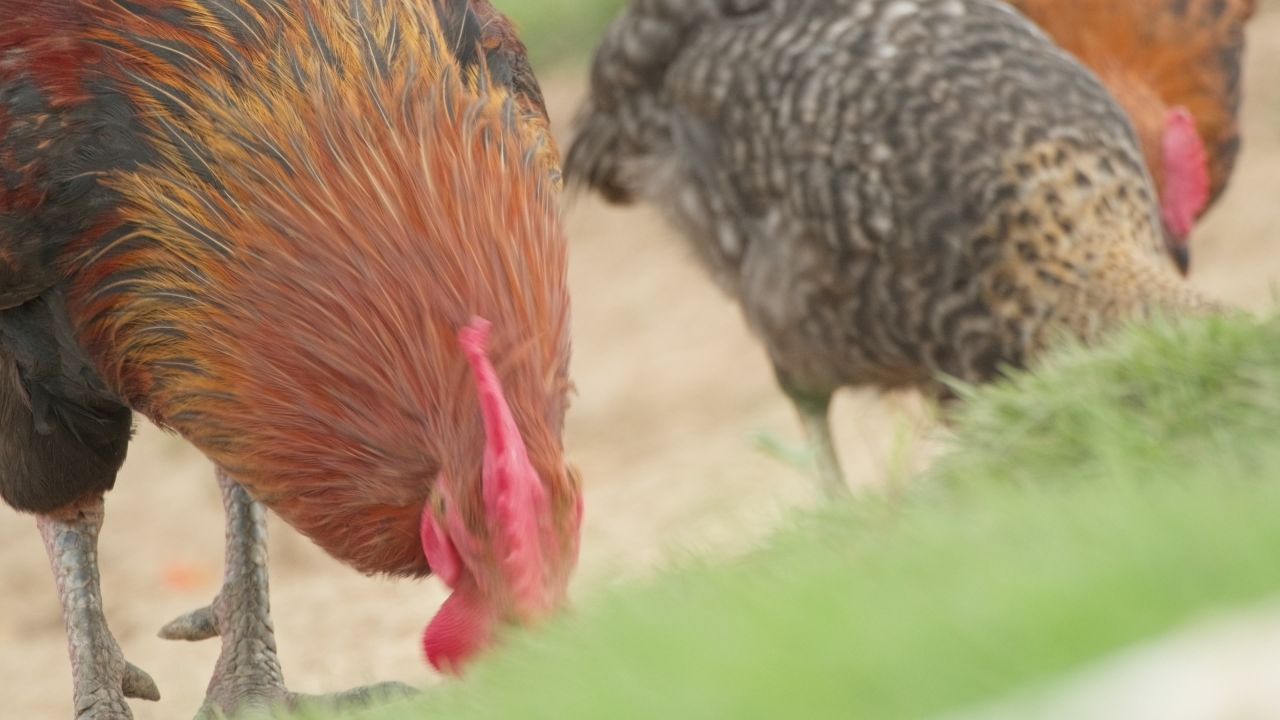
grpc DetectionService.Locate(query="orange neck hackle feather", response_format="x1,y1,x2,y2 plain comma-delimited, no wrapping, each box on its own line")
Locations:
57,0,580,616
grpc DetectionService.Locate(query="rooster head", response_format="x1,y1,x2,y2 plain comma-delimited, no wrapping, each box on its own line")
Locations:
418,317,582,674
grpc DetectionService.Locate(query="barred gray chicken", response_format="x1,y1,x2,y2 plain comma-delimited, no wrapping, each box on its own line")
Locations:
566,0,1218,497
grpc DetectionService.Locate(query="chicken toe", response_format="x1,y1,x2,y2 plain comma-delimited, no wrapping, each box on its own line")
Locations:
157,606,217,642
164,469,414,719
38,495,160,720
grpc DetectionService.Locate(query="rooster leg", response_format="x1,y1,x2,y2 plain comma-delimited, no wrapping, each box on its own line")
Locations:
38,494,161,720
160,468,412,719
789,392,851,499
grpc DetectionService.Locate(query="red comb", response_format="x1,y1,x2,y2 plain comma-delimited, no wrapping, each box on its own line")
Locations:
417,318,553,673
459,317,550,618
1160,107,1210,239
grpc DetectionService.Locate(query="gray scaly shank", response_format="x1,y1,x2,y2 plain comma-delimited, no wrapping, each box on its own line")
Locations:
159,469,413,718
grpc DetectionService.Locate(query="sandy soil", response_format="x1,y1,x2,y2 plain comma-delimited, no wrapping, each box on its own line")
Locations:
3,8,1279,718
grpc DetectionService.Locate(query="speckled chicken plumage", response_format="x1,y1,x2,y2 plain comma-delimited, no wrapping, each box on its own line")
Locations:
568,0,1214,407
1005,0,1255,214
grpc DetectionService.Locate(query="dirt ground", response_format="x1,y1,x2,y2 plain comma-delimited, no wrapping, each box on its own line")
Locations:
3,9,1279,718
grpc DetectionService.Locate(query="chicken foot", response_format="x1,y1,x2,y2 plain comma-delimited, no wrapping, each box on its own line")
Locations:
38,495,161,720
159,468,412,719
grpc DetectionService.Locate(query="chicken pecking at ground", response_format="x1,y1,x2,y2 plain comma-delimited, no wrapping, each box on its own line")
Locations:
1,0,581,718
1003,0,1257,274
566,0,1222,498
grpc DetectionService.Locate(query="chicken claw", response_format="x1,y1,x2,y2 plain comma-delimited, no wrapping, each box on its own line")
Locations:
39,495,160,719
120,662,161,701
161,469,414,719
158,605,217,642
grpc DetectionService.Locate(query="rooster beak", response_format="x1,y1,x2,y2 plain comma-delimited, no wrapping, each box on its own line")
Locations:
1161,221,1191,277
1169,243,1190,277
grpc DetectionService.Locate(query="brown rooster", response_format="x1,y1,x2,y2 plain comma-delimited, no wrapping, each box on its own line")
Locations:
566,0,1220,498
1005,0,1257,273
1,0,581,718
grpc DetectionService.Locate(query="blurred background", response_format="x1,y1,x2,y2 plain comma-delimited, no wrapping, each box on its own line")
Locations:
1,1,1278,717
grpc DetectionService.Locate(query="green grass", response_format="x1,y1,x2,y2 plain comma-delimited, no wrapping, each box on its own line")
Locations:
287,312,1280,719
499,0,626,67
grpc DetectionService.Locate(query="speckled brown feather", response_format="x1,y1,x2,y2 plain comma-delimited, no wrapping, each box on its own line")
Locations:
1005,0,1255,210
567,0,1219,404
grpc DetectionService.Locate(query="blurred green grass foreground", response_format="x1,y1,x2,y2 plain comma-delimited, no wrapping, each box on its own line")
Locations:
282,309,1280,716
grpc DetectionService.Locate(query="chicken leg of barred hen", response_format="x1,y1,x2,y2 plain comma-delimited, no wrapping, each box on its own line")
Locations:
782,387,851,500
796,402,849,500
159,469,413,719
38,495,160,720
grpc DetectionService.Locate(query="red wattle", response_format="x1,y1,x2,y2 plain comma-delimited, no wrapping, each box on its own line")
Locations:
422,587,495,674
420,502,463,588
1160,106,1210,239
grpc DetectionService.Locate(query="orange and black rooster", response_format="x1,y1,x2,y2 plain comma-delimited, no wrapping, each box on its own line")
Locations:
1004,0,1257,273
1,0,581,718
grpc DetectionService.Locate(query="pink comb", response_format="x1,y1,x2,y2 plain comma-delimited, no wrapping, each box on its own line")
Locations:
459,317,550,618
417,317,552,673
1160,107,1210,239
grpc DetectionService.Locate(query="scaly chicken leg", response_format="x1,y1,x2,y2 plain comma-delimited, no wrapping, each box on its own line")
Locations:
38,495,160,720
787,392,851,500
159,468,412,718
